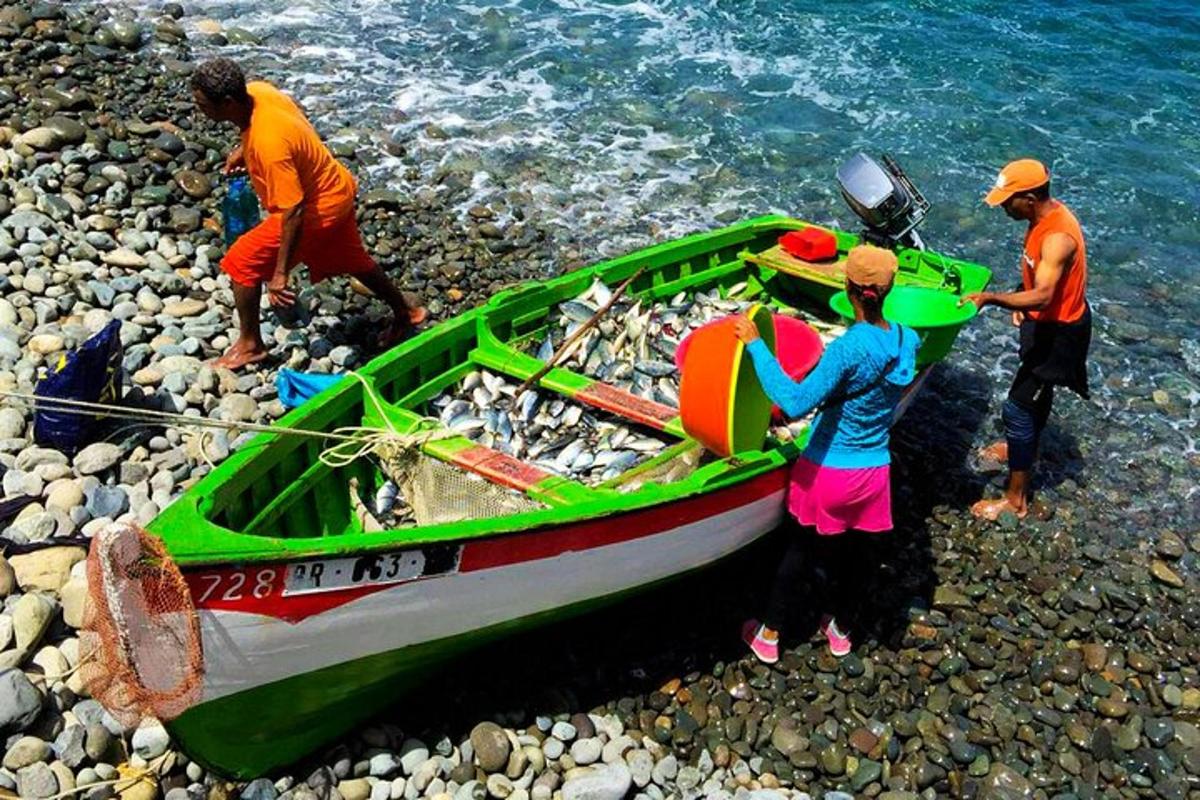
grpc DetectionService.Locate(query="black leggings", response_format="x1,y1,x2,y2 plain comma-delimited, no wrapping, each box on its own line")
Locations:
763,522,881,634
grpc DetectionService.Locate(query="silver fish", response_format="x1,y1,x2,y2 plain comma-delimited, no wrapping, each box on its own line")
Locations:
561,300,597,323
610,427,630,449
654,379,680,406
636,359,675,377
601,451,639,478
439,399,471,425
554,439,585,472
472,386,494,408
627,436,665,452
482,370,506,396
516,389,540,422
374,481,399,515
537,336,554,361
590,279,613,307
448,412,486,433
495,412,513,442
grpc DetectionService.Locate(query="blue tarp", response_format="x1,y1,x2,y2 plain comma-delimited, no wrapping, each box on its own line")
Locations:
275,369,343,409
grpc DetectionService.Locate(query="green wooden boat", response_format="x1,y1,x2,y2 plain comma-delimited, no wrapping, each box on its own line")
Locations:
84,216,991,777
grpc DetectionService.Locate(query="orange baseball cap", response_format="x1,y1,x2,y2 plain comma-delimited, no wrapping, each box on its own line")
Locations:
984,159,1050,206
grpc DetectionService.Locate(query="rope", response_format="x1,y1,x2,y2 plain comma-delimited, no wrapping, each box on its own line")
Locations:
315,372,454,470
0,389,360,443
0,370,454,474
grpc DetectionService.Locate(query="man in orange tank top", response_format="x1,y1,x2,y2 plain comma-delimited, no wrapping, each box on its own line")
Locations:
191,59,426,370
961,159,1092,521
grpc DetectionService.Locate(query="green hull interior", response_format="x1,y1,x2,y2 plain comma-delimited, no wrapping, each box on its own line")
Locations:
145,216,991,776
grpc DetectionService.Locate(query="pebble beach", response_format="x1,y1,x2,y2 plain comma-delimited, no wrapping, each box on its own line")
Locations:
0,2,1196,800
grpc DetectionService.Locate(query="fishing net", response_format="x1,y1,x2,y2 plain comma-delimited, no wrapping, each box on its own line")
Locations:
79,523,203,727
379,449,543,527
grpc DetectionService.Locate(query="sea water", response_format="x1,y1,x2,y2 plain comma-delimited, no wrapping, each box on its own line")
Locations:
154,0,1199,535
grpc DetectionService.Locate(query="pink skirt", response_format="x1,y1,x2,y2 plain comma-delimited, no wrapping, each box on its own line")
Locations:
787,456,893,535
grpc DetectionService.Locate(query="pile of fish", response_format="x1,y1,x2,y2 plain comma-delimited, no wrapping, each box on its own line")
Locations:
430,370,672,484
529,280,847,406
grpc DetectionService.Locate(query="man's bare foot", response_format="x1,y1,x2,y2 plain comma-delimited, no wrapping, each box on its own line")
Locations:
970,496,1028,522
212,340,269,370
978,440,1008,463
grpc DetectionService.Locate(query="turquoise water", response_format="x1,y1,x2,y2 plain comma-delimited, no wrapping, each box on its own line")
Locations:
176,1,1198,525
187,1,1199,287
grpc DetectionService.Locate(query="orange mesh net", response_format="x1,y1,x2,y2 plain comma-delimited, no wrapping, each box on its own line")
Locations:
79,523,204,726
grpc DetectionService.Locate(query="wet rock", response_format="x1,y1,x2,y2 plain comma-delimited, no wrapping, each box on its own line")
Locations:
1096,697,1130,719
176,170,212,199
1149,560,1184,588
979,763,1030,800
819,743,847,776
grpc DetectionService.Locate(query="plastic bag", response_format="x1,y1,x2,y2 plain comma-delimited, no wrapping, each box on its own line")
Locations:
275,369,342,410
33,319,123,452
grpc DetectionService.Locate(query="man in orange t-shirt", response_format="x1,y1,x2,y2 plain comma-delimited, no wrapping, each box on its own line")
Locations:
191,58,426,369
961,159,1092,521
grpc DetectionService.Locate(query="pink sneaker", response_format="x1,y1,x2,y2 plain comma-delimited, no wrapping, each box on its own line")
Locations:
819,615,852,657
741,619,779,664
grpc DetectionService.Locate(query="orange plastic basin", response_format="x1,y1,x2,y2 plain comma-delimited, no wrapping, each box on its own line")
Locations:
678,303,777,457
675,314,823,380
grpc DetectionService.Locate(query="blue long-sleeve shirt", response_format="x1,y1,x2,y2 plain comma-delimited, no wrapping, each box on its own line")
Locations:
746,322,918,468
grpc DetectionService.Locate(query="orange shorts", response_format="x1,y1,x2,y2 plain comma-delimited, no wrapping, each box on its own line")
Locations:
221,211,375,287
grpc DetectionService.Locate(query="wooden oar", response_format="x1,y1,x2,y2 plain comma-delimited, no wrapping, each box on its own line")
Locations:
516,266,646,395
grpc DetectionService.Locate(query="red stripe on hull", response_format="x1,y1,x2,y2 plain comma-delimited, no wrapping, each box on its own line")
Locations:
459,468,787,572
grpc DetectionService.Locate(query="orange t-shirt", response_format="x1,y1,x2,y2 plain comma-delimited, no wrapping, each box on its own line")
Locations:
1022,201,1088,324
241,82,356,227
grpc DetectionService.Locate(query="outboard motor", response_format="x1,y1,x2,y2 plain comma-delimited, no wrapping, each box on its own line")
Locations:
836,153,930,251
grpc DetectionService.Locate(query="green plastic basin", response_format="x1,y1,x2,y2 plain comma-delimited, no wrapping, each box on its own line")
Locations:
829,286,978,366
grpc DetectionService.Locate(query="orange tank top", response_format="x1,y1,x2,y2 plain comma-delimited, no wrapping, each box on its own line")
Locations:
1022,201,1088,324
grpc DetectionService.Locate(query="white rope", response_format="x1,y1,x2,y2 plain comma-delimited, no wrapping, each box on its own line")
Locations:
316,371,454,470
0,389,359,442
0,371,456,472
